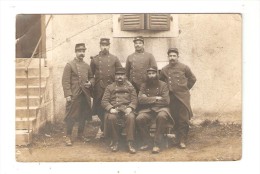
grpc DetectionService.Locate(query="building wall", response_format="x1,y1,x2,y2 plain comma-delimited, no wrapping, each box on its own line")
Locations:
45,14,242,122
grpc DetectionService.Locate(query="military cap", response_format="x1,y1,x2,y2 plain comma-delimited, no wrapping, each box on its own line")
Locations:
75,43,86,51
100,38,110,45
133,36,144,43
167,48,179,55
115,67,126,74
147,66,158,72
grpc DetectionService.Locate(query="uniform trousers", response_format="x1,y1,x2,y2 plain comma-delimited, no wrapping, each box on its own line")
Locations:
136,111,170,144
65,93,88,136
104,112,135,142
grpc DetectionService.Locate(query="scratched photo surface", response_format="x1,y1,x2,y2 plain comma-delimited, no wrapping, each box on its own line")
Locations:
15,14,241,162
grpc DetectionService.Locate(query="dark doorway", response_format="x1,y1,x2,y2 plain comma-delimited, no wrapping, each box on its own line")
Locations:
16,14,44,58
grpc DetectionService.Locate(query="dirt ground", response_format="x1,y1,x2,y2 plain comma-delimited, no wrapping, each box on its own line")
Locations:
16,116,242,162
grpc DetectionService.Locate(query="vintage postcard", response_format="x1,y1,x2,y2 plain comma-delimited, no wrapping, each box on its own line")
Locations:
15,13,242,162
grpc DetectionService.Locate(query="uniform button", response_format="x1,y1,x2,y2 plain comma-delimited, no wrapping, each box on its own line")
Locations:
169,81,172,83
169,77,171,79
177,80,179,82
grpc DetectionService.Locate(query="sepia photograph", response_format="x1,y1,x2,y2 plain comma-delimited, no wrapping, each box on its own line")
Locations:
15,13,242,162
1,0,260,174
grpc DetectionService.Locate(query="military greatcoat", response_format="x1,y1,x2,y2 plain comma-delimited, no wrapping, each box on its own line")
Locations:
62,58,94,121
160,62,196,119
90,51,122,115
125,49,157,92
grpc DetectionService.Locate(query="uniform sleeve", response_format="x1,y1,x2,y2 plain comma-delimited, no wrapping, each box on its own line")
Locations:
138,84,157,104
88,65,95,85
159,68,167,82
156,83,170,106
125,56,131,80
149,54,157,68
127,85,138,110
90,58,96,86
101,86,114,111
62,63,72,98
90,59,95,75
185,65,196,89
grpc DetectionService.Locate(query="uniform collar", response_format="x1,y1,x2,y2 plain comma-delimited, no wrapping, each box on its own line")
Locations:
99,51,109,56
115,81,126,87
135,48,145,54
169,61,179,67
74,57,83,62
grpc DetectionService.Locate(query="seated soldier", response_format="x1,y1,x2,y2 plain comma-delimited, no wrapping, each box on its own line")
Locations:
101,67,137,154
136,66,174,153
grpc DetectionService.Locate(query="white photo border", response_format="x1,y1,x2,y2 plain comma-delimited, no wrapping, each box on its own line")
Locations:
0,0,259,174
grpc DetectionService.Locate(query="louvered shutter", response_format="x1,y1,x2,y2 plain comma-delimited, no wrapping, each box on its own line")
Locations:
121,14,144,31
146,14,170,31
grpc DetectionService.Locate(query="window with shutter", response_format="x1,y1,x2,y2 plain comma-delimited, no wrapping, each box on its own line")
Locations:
146,14,170,31
121,14,144,31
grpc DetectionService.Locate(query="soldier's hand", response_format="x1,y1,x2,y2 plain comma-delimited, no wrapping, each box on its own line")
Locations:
125,107,132,115
110,108,118,114
156,96,163,101
66,96,72,102
141,94,147,97
84,81,92,88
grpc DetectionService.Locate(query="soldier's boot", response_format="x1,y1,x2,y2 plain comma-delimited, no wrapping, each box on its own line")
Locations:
128,141,136,154
140,144,149,151
140,139,149,151
152,142,160,154
77,133,91,143
65,135,72,146
179,136,186,149
111,141,119,152
95,128,104,139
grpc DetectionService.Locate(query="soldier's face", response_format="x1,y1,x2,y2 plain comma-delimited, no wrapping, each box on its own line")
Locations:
100,44,110,53
75,50,85,60
168,52,179,64
115,74,126,83
134,41,144,51
147,71,157,80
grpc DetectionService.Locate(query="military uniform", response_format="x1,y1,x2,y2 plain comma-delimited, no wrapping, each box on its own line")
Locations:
125,36,157,92
90,39,122,131
136,69,173,150
101,80,137,143
62,53,94,138
160,52,196,145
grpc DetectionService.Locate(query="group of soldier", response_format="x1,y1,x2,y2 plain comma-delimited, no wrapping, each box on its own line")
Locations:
62,36,196,154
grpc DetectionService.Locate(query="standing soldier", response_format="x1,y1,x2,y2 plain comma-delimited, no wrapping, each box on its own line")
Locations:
101,67,137,154
90,38,122,138
125,36,157,93
136,66,174,153
62,43,94,146
160,48,196,149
